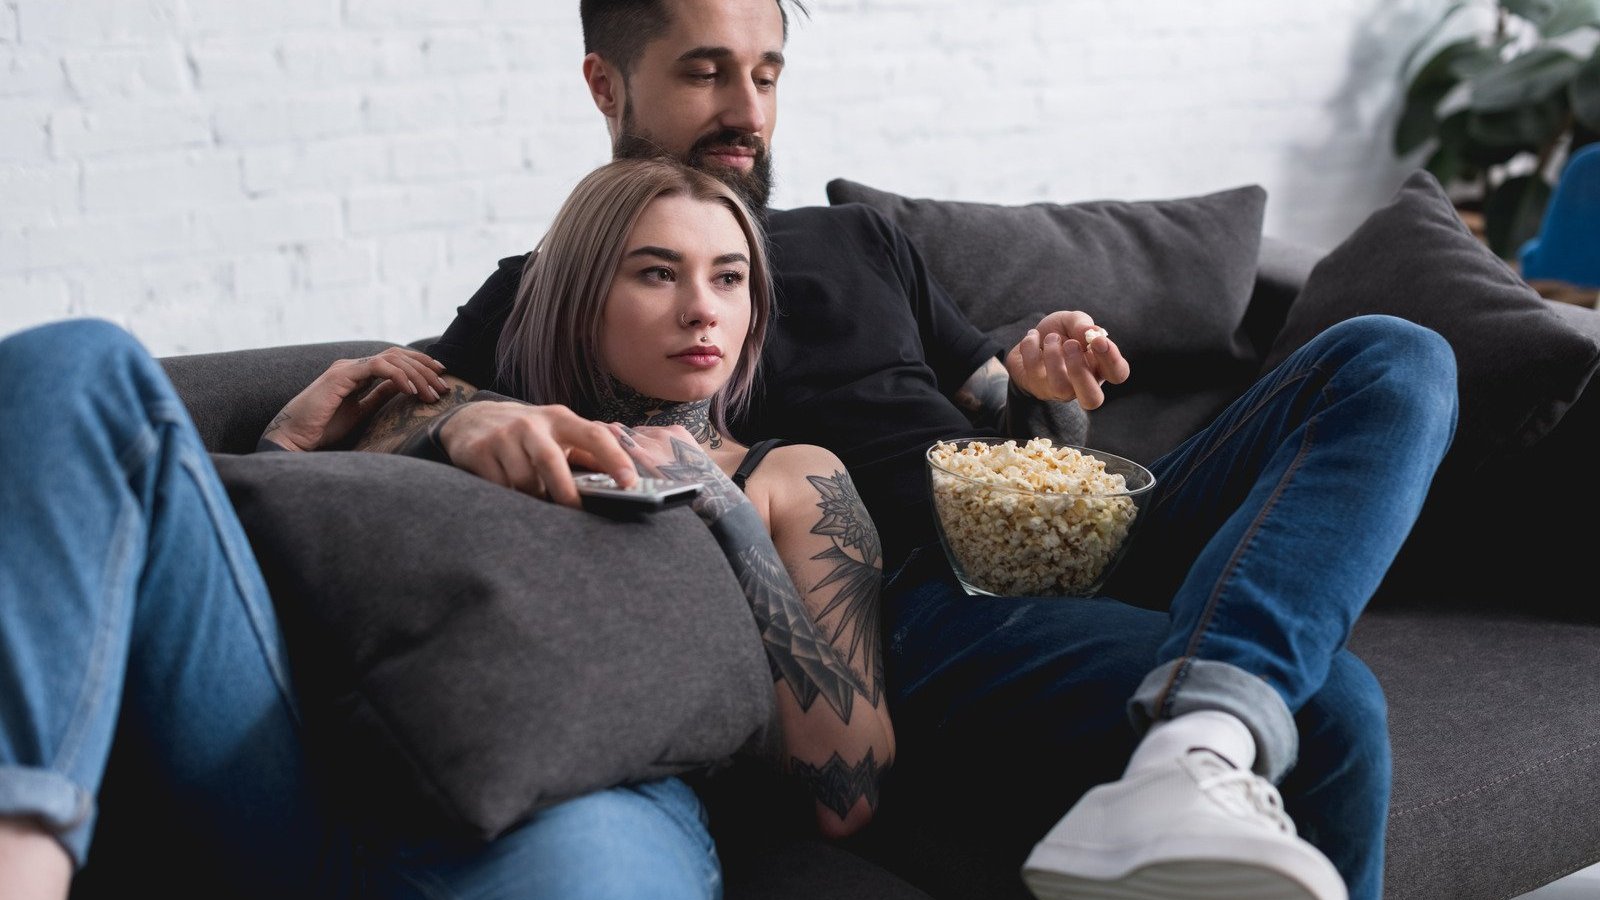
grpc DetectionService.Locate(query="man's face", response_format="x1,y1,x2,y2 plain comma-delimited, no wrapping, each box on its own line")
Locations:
604,0,785,210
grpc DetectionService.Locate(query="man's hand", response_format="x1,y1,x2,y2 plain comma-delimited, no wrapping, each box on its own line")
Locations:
1004,310,1131,409
261,347,450,451
436,401,639,507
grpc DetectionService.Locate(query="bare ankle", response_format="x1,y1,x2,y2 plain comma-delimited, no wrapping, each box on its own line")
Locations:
0,817,72,900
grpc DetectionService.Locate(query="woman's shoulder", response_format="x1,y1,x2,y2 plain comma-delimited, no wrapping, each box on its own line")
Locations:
757,442,847,482
744,442,862,546
745,442,851,511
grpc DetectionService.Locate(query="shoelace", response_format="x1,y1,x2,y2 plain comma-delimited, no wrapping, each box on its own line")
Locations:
1195,765,1295,835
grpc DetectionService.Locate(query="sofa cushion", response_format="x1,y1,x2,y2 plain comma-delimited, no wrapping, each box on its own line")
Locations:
212,450,773,842
1351,607,1600,899
823,178,1269,464
1261,169,1600,484
823,178,1266,361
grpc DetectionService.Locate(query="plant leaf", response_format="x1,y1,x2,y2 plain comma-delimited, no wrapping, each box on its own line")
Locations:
1484,173,1554,258
1400,1,1470,82
1395,39,1491,152
1426,144,1471,187
1467,95,1569,148
1540,0,1600,36
1572,50,1600,130
1448,42,1503,81
1468,46,1583,110
1504,0,1562,26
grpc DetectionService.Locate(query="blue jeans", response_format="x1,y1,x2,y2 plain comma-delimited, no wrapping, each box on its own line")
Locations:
0,319,720,900
881,315,1457,900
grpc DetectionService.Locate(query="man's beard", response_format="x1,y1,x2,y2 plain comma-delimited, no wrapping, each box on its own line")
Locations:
614,110,773,211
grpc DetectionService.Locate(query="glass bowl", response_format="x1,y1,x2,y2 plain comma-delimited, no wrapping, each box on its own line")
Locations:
926,437,1157,597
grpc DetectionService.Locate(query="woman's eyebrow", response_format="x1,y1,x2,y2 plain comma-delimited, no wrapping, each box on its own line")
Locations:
625,246,681,262
714,252,750,266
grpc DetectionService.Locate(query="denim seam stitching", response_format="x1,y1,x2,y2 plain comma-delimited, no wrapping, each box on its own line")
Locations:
1178,412,1317,665
54,429,158,779
1154,658,1191,719
177,443,303,724
1147,366,1315,519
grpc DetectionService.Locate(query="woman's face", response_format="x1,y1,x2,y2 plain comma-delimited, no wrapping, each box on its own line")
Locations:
599,193,753,403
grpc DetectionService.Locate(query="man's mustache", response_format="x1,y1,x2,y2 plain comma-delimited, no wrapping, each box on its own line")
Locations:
689,130,767,157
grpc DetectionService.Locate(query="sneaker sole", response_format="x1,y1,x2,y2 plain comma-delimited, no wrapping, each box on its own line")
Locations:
1021,835,1346,900
1021,858,1325,900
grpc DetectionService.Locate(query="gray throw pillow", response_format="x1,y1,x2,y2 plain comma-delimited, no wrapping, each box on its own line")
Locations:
212,450,773,842
1261,170,1600,482
823,178,1270,465
823,178,1268,364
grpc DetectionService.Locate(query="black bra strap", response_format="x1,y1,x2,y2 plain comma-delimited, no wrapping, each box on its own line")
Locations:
732,438,787,492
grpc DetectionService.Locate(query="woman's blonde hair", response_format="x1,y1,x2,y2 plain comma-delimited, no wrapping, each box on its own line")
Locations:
496,157,772,434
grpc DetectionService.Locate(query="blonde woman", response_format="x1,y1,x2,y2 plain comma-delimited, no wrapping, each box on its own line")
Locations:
263,156,893,898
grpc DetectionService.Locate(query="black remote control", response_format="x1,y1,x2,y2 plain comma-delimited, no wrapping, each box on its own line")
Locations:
573,472,701,517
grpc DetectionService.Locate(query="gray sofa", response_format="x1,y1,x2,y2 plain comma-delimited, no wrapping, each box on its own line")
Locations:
85,172,1597,900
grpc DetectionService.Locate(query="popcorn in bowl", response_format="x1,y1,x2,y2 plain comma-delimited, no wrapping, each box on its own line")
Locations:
926,437,1156,597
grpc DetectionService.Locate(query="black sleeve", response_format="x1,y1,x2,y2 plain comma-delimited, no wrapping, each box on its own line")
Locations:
874,210,1004,395
425,253,532,391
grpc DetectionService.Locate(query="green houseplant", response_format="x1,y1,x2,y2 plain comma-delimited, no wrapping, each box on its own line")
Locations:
1395,0,1600,260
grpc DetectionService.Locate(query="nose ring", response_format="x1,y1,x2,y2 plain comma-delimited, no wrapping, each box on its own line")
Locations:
679,312,692,327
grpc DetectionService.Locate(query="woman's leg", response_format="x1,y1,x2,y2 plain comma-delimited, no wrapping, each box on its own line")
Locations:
0,320,348,897
382,777,722,900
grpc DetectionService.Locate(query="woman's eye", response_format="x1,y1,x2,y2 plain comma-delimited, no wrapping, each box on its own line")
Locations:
643,266,675,283
716,271,746,287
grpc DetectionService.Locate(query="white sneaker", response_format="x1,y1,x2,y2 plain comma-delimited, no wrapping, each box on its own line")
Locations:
1020,749,1348,900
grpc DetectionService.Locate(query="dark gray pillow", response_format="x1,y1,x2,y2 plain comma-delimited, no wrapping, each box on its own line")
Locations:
1261,170,1600,482
212,450,772,842
823,178,1268,364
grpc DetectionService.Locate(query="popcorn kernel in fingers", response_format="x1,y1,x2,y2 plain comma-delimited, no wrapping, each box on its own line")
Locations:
1082,327,1108,349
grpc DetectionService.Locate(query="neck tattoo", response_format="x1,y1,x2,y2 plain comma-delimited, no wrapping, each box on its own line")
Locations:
595,377,722,449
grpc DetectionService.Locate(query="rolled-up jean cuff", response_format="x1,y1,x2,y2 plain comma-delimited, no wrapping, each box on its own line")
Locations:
1126,658,1299,782
0,765,95,865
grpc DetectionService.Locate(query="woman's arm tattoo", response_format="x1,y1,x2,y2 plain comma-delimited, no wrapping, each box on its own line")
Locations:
804,471,884,702
789,748,884,820
656,436,868,722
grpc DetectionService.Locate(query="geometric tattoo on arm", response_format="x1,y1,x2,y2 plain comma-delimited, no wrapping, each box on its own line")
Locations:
735,540,868,723
789,748,883,821
805,471,885,704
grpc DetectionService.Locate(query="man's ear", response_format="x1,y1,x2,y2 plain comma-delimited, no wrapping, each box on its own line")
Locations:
583,52,624,119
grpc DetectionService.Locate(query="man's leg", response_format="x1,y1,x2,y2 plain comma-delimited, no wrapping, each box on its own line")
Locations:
0,320,348,898
1023,314,1456,899
877,563,1388,900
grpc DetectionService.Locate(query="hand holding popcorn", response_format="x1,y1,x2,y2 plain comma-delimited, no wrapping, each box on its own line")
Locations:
1004,311,1129,409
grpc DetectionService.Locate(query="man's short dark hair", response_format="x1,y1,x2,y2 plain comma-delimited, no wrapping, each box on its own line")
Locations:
580,0,808,77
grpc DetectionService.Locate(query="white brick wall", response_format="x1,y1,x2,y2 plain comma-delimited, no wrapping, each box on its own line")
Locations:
0,0,1448,356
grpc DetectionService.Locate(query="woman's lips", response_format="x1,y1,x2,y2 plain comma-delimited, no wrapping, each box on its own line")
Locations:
671,345,724,368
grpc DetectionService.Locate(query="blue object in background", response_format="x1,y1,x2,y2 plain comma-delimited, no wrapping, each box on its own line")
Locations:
1518,143,1600,289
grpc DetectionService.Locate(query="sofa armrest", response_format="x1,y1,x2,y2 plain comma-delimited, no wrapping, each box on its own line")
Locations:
160,340,399,454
